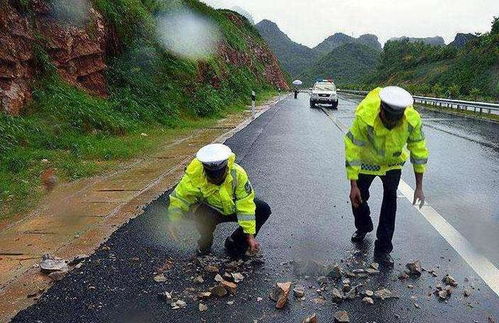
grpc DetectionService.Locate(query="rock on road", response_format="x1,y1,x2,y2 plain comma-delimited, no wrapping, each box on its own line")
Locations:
13,94,499,323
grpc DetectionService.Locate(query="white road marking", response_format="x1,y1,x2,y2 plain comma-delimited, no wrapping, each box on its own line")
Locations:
321,106,499,297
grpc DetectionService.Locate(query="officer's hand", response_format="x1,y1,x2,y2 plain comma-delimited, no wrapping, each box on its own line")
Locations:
167,222,180,241
413,187,425,209
246,235,260,254
350,186,362,209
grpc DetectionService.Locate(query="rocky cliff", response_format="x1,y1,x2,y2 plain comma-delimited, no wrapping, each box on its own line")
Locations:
0,1,287,115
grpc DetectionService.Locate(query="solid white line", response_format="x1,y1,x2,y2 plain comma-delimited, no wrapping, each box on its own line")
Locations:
398,181,499,297
322,106,499,297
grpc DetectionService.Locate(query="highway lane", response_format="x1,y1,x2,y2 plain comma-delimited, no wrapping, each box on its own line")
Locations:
13,94,499,322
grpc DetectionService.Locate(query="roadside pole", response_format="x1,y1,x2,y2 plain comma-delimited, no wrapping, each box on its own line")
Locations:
251,90,256,120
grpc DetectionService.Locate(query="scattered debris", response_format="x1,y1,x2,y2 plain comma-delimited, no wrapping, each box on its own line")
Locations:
257,297,263,302
227,301,234,305
406,260,422,276
365,268,380,275
362,296,374,305
407,284,414,289
414,303,420,309
205,265,219,273
370,263,379,270
171,300,187,310
302,313,318,323
40,254,68,274
293,286,305,298
214,274,224,282
193,276,204,284
231,272,244,283
220,281,237,295
365,290,374,297
327,264,343,279
270,282,291,309
153,274,167,283
442,274,458,287
198,291,212,299
333,310,350,323
158,291,173,301
210,285,228,297
374,288,396,300
199,303,208,312
398,271,409,280
311,297,327,305
463,289,471,297
332,288,344,303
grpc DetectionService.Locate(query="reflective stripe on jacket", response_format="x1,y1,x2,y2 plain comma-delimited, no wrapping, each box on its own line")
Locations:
344,87,429,180
167,153,256,234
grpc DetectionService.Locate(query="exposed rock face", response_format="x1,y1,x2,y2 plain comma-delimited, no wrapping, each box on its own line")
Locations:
0,0,109,115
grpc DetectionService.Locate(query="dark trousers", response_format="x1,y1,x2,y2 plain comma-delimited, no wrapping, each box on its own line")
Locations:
191,198,271,251
352,169,401,253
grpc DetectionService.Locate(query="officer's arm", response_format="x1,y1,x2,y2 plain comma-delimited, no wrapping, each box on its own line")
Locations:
407,119,429,174
234,170,256,235
167,174,198,222
344,117,368,180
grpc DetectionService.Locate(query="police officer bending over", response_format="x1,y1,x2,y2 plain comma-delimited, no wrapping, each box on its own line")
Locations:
344,86,429,266
166,144,271,257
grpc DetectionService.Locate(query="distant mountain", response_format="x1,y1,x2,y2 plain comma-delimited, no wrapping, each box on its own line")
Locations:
314,33,382,55
449,33,477,48
389,36,445,46
230,6,254,24
299,43,380,86
255,19,319,77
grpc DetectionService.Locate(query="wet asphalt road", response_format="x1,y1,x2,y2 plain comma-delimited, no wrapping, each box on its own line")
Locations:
14,94,499,322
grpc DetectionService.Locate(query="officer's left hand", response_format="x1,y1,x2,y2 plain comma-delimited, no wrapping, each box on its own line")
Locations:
246,235,260,253
413,187,425,209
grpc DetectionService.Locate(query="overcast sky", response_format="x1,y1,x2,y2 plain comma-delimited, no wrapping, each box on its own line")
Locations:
201,0,498,47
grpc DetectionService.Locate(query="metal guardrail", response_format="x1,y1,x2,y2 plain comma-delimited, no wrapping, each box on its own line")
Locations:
337,89,499,116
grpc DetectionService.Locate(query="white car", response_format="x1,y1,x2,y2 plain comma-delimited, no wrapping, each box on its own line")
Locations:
310,80,338,109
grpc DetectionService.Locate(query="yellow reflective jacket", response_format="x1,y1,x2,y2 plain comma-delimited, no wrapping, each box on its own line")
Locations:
344,87,429,180
167,153,257,234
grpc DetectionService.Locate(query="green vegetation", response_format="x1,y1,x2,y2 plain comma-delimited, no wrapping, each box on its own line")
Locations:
360,17,499,101
299,43,380,87
0,0,280,219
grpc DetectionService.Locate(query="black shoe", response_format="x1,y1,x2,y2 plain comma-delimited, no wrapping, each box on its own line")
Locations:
351,230,368,242
374,252,394,268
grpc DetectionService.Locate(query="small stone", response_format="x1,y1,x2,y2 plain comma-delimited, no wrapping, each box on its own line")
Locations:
463,289,471,297
442,274,458,287
437,290,448,300
333,310,350,323
407,284,414,289
210,285,228,297
227,301,234,305
362,296,374,304
342,278,351,285
366,268,380,275
344,271,356,278
365,290,374,297
374,288,395,300
158,291,173,301
311,297,327,305
302,313,318,323
406,261,422,276
342,284,351,293
398,272,409,280
293,286,305,298
199,303,208,312
214,274,224,282
231,272,244,283
223,272,233,281
193,276,204,284
40,254,68,274
171,300,187,309
257,297,263,302
205,265,219,273
414,303,420,309
220,281,237,295
275,282,291,309
317,276,327,284
327,264,342,279
332,288,344,303
198,291,212,299
352,269,365,274
370,263,379,270
153,274,167,283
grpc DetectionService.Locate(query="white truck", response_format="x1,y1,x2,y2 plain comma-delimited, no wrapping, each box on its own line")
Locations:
309,80,338,109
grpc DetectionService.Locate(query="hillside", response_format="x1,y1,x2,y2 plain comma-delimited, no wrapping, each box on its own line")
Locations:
363,18,499,100
314,33,382,55
0,0,288,217
299,43,380,86
255,19,319,77
388,36,445,46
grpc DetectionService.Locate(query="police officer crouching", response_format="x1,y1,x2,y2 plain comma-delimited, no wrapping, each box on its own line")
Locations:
166,144,271,257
